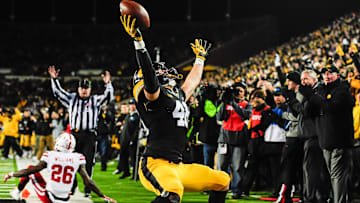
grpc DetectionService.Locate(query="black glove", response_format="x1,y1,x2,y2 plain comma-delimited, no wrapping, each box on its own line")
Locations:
221,89,234,104
299,85,313,100
283,89,296,102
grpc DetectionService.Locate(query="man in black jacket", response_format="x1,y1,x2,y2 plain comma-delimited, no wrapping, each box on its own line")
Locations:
298,69,330,203
309,65,354,203
96,105,115,171
198,84,221,169
118,99,140,179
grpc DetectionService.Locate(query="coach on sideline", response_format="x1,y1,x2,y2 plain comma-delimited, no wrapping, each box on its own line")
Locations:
48,65,114,197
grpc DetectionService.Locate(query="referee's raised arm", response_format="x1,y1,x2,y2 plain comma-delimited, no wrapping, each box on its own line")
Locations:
48,65,72,108
96,71,115,107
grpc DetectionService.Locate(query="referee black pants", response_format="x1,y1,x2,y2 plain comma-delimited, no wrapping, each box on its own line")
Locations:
71,130,97,194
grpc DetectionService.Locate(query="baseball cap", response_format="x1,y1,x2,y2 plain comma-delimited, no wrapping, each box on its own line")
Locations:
79,79,92,88
286,71,301,85
321,64,339,74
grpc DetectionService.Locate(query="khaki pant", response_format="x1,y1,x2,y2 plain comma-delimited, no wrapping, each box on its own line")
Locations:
37,135,54,160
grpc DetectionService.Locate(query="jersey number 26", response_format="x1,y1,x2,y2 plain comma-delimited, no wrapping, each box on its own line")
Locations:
51,165,74,184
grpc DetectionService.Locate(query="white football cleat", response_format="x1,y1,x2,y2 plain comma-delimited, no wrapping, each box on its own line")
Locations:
10,187,21,200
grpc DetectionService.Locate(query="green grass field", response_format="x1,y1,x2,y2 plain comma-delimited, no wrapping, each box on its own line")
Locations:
76,161,274,203
0,158,18,199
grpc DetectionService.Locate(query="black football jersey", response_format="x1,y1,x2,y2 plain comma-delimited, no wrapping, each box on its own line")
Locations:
133,78,190,162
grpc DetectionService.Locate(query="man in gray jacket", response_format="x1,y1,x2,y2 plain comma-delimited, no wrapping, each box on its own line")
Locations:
275,71,304,203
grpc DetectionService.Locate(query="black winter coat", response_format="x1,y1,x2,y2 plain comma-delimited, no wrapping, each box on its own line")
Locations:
309,79,354,149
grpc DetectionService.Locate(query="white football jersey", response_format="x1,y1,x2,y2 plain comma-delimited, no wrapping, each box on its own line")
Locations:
40,151,86,198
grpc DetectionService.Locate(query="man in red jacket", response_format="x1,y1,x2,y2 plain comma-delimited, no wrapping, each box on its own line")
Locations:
216,82,252,199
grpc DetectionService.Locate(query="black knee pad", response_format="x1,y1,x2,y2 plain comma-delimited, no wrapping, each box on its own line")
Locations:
151,192,180,203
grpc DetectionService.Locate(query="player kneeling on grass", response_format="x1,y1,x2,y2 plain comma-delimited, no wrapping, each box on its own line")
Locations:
3,132,116,203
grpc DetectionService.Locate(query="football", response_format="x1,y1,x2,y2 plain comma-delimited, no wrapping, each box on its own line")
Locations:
119,0,150,30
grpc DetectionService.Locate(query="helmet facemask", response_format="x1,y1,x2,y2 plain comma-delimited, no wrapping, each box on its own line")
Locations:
154,62,182,87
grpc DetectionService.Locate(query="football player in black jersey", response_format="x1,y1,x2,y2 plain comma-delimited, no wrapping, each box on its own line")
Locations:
120,15,230,203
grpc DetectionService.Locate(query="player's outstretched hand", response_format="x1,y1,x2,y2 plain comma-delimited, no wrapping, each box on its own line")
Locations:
102,195,117,203
48,65,60,79
120,14,143,41
190,39,212,61
101,71,111,84
4,172,13,183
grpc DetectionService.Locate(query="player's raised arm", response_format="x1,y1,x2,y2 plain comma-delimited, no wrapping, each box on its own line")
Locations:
182,39,212,102
120,15,160,101
78,165,116,203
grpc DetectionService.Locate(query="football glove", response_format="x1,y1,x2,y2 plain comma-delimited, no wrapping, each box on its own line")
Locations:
4,172,13,183
120,14,143,41
102,195,117,203
190,39,212,61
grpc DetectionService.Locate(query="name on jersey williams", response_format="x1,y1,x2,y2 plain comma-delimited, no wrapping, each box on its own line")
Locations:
54,157,74,164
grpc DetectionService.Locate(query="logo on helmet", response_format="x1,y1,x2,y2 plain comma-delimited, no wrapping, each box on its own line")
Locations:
55,133,76,153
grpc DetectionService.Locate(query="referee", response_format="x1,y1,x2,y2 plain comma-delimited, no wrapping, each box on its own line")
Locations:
48,65,114,197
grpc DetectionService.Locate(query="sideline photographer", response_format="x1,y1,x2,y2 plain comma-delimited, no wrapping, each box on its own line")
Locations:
0,107,23,159
216,82,252,199
197,83,221,168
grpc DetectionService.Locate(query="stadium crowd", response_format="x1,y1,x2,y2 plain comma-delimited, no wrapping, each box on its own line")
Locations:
2,10,360,203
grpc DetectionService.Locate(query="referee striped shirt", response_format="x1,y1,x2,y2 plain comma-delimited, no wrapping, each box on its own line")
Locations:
51,78,114,131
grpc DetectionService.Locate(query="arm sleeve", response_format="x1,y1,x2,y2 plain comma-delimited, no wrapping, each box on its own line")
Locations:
282,111,298,121
204,99,217,118
265,90,276,109
40,151,49,163
216,103,229,121
135,49,160,94
276,66,286,86
51,78,72,108
79,154,86,165
229,101,253,120
96,82,115,107
15,108,22,121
